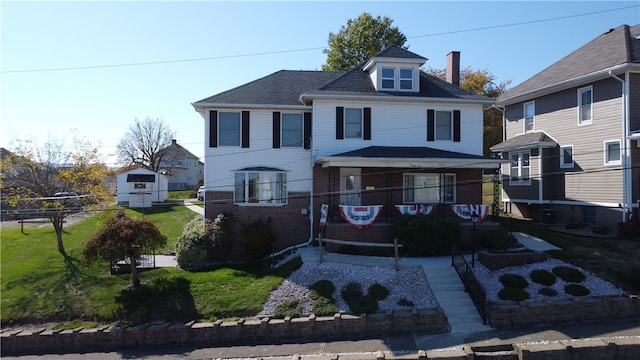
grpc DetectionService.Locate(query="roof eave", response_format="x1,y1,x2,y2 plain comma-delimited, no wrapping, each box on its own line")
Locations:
300,92,495,106
314,156,504,169
490,141,557,153
192,102,311,112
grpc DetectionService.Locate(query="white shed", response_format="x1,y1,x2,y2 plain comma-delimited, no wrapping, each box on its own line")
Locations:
116,168,168,208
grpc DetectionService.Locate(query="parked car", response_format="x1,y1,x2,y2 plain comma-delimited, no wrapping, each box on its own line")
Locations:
197,186,205,201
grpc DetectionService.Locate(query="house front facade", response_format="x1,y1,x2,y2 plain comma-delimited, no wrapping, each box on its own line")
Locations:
158,139,204,191
193,47,501,258
492,24,640,231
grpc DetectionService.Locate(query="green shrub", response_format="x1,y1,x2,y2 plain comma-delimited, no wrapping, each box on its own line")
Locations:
340,281,378,315
309,280,339,316
340,282,363,302
553,266,586,283
206,213,234,262
498,287,530,301
397,298,414,307
274,299,301,318
564,284,590,296
175,216,207,269
242,218,276,261
530,269,557,286
479,228,519,250
538,287,558,297
367,283,389,301
309,280,335,298
394,216,461,256
499,274,529,288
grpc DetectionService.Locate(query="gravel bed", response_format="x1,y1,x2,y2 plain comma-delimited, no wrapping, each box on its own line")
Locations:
470,258,626,301
257,262,438,318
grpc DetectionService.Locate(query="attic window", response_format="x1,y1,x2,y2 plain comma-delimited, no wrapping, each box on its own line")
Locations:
381,68,395,89
379,67,414,91
400,69,413,90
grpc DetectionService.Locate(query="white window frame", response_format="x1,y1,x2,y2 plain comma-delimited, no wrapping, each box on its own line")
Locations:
604,139,621,166
218,111,241,147
234,171,287,205
578,86,593,125
381,67,395,90
403,173,456,204
281,113,303,147
509,151,531,186
399,68,414,90
524,101,535,133
560,145,574,169
435,110,453,140
344,108,363,139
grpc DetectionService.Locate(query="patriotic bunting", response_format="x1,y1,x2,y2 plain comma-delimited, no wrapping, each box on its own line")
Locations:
451,204,490,223
338,205,384,229
394,204,434,216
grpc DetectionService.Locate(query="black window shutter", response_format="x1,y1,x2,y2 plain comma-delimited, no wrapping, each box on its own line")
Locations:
303,112,312,149
209,110,218,147
363,107,371,140
453,110,461,142
272,112,281,149
427,109,434,141
242,111,250,148
336,107,344,140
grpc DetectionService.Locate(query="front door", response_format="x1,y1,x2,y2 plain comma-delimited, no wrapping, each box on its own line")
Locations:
340,168,361,206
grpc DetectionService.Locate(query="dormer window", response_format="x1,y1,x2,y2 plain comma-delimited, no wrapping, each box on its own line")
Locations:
400,69,413,90
378,67,415,91
382,68,395,89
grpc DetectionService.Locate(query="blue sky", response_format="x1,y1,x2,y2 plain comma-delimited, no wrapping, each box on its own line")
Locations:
2,1,639,166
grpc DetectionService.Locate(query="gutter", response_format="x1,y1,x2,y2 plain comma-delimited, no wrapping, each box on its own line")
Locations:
299,92,495,106
608,70,631,222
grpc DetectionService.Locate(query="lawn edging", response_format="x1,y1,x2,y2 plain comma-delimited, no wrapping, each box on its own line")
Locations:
1,308,448,355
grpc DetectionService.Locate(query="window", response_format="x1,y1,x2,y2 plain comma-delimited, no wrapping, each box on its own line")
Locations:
578,86,593,125
509,151,531,185
344,108,362,138
403,173,455,203
381,68,395,89
524,102,535,133
234,171,286,204
219,112,241,146
560,145,574,168
435,111,452,140
281,113,303,147
604,140,621,165
400,68,413,90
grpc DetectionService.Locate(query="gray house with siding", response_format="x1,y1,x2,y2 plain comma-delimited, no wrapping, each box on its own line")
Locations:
491,24,640,231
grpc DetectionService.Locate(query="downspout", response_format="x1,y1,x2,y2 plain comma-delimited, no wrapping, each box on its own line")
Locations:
539,146,543,204
608,70,630,222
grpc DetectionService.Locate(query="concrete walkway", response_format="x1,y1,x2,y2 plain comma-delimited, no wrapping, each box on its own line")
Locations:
183,199,204,215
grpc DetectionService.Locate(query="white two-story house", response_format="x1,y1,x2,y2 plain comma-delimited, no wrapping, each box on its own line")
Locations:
193,47,500,258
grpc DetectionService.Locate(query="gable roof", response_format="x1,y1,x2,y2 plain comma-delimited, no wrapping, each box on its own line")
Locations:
370,45,427,61
158,140,200,160
497,24,640,105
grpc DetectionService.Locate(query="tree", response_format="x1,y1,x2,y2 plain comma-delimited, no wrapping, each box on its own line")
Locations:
117,117,175,172
1,136,113,255
322,13,407,71
427,67,512,156
83,211,167,288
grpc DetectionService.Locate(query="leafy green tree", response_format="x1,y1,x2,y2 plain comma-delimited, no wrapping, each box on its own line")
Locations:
322,13,407,71
83,211,167,288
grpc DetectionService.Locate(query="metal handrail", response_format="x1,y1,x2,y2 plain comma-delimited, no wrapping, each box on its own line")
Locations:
451,243,487,324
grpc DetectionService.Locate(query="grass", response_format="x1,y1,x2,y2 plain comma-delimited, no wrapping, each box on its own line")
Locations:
1,205,300,327
167,190,196,200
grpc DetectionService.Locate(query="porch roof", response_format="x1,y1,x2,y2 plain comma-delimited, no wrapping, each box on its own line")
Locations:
315,146,503,169
490,132,557,153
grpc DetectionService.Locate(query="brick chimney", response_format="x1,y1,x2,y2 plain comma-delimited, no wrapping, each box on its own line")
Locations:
446,51,460,86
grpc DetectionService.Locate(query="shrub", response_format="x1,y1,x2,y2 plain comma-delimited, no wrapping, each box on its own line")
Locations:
479,228,519,250
553,266,586,283
309,280,338,316
564,284,590,296
242,218,276,261
367,283,389,300
397,298,414,307
394,216,461,256
175,216,207,269
206,213,234,262
498,287,530,301
530,269,557,286
340,281,378,315
538,287,558,297
499,274,529,288
617,217,640,239
309,280,335,298
340,281,363,302
274,299,301,319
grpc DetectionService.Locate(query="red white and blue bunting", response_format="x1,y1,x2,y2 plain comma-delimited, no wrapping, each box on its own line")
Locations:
451,204,490,223
319,203,329,228
338,205,384,229
394,204,434,216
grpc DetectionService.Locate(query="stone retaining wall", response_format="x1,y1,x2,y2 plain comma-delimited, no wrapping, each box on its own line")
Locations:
1,308,448,355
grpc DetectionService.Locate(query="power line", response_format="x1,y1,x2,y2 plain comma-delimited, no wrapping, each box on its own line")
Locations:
2,5,636,74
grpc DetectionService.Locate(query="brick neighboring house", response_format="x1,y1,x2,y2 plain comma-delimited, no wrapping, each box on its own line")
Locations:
158,139,204,191
193,46,501,258
491,24,640,231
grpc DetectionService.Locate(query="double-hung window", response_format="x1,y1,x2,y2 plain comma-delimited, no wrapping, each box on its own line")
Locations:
344,108,363,138
219,112,241,146
234,170,287,204
560,145,574,168
435,111,452,140
400,68,413,90
509,151,531,185
604,140,621,166
524,102,535,133
403,173,455,203
578,86,593,125
381,68,395,89
281,113,303,147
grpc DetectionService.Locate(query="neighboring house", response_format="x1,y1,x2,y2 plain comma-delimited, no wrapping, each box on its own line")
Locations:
491,24,640,231
193,46,501,257
116,168,168,208
158,139,204,191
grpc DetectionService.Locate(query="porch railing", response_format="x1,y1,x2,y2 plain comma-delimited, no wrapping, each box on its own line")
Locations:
452,243,487,325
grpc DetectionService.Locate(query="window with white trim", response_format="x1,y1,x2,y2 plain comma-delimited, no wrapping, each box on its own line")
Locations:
400,68,413,90
234,171,287,204
524,101,535,133
381,68,395,89
281,113,303,147
219,112,241,146
560,145,574,168
509,151,531,185
344,108,362,138
604,140,621,165
435,111,452,140
403,173,455,203
578,86,593,125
